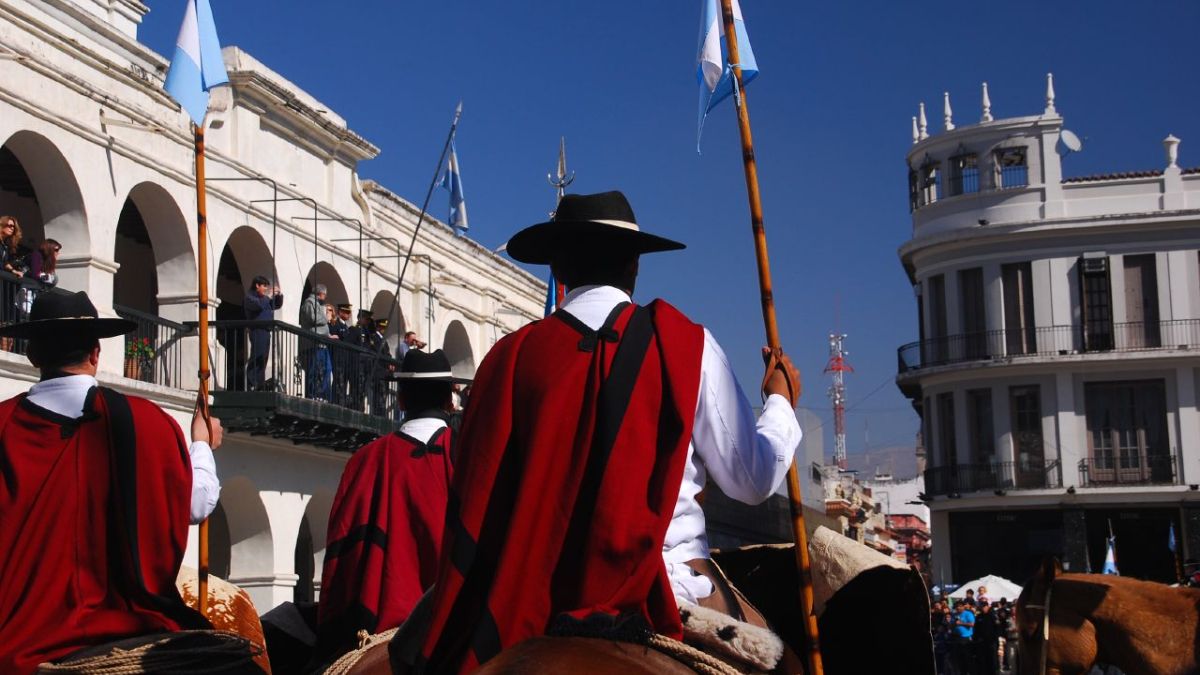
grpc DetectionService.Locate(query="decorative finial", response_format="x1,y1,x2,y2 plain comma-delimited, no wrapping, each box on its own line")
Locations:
912,116,919,144
1164,134,1181,168
981,82,993,122
1045,73,1056,114
943,92,954,131
918,103,928,140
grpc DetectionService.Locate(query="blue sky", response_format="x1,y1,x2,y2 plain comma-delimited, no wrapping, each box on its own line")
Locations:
142,1,1200,473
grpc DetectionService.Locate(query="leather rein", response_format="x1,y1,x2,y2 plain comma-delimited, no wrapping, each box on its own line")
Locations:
1022,580,1054,675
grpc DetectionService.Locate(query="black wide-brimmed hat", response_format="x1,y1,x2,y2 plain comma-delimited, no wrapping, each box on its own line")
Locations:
0,291,136,339
395,348,471,384
505,191,685,265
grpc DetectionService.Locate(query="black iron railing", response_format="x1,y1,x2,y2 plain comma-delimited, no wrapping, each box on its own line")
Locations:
0,270,72,356
113,304,189,388
210,319,403,419
898,319,1200,374
924,460,1061,496
1079,455,1176,487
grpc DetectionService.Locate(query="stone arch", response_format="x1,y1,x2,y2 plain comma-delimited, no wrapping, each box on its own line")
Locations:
369,290,407,353
443,319,475,378
217,476,274,581
113,182,196,313
0,129,89,255
301,261,349,306
302,488,334,598
215,227,276,390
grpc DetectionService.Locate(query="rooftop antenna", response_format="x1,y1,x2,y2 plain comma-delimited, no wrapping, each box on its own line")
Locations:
824,332,853,471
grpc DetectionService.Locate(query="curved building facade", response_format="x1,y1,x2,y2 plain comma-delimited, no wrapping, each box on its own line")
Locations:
896,79,1200,585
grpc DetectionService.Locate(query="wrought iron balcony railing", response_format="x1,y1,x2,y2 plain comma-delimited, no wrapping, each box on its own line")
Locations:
898,319,1200,375
1078,455,1177,487
923,460,1061,496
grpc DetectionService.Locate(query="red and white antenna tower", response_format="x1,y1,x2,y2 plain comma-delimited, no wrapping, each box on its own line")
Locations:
824,333,853,470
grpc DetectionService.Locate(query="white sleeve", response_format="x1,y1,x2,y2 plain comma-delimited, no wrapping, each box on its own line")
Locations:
189,441,221,524
691,328,801,505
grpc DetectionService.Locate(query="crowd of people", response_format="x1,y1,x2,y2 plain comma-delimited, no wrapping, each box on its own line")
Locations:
241,278,438,416
932,585,1016,675
0,215,61,334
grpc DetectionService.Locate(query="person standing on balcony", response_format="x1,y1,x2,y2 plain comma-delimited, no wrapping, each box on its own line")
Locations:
299,284,332,401
329,303,352,406
0,216,29,332
244,275,283,391
368,317,392,415
344,309,373,411
0,291,224,672
19,239,61,322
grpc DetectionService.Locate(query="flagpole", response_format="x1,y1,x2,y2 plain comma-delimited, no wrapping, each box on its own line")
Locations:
717,1,823,672
194,120,212,618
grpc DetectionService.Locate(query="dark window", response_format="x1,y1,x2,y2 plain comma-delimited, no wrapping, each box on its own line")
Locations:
967,389,995,464
959,268,987,359
995,147,1028,188
1010,385,1044,488
937,393,957,469
1002,262,1036,355
1121,254,1160,348
909,169,920,212
927,275,948,364
1080,255,1114,351
949,154,979,196
1084,380,1171,485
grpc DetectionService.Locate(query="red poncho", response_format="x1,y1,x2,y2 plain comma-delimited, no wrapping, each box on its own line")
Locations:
0,388,207,673
316,423,453,660
420,300,704,673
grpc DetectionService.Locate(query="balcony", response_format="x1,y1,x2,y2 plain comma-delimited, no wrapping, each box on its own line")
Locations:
923,460,1061,496
208,320,404,449
897,319,1200,376
1078,455,1177,487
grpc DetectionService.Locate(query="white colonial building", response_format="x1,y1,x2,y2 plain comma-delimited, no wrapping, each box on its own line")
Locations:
896,77,1200,585
0,0,544,610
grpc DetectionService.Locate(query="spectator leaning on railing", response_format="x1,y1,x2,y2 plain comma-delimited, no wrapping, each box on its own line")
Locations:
299,284,332,400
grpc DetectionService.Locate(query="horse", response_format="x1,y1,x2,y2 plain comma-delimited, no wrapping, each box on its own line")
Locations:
177,567,273,673
1016,558,1200,675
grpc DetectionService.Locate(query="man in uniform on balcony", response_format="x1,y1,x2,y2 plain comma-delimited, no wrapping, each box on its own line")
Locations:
416,191,802,672
0,291,225,673
329,303,353,406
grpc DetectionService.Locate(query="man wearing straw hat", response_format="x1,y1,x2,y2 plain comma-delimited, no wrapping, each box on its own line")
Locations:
315,349,466,666
0,291,225,672
417,191,801,672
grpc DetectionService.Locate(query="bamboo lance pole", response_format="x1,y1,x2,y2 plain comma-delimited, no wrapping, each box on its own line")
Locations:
194,123,212,618
717,1,823,672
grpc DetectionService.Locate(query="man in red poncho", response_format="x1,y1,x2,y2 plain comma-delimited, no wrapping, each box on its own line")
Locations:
314,348,462,665
0,291,223,673
415,191,802,673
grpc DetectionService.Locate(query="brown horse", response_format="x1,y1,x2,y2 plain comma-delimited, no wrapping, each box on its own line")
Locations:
177,568,272,673
1016,558,1200,675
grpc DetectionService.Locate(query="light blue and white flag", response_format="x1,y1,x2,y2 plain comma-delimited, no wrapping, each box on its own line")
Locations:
1169,522,1178,554
696,0,758,149
544,273,559,317
1102,536,1119,575
164,0,228,125
441,142,469,232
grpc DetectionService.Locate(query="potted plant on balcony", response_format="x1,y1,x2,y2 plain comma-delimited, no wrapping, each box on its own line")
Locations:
124,336,154,382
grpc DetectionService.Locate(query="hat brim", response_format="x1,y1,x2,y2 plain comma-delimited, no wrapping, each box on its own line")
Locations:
393,371,472,384
505,220,685,265
0,316,137,339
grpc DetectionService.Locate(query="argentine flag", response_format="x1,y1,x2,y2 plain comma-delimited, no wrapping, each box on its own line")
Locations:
696,0,758,148
441,142,469,233
544,273,559,317
1102,536,1119,575
164,0,228,126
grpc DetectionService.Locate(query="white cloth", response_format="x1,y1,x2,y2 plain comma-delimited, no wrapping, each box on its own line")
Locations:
399,415,448,444
25,375,220,524
558,285,802,604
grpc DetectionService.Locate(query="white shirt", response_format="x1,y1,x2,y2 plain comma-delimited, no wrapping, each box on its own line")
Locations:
399,415,448,444
558,285,801,604
26,375,220,525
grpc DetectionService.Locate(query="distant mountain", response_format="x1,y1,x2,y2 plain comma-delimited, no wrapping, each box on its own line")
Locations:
845,445,919,480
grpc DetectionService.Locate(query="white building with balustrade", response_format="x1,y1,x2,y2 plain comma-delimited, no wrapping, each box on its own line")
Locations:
896,77,1200,586
0,0,545,610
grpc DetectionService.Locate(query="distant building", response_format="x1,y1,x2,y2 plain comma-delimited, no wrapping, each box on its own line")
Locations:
821,470,900,557
895,78,1200,585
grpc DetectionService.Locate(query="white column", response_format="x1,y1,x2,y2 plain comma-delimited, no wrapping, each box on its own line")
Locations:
255,490,312,611
929,509,952,586
1054,372,1082,487
994,383,1015,465
1176,367,1200,485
